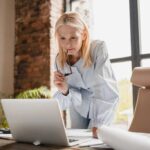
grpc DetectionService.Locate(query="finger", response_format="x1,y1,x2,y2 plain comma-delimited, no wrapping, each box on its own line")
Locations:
54,82,62,88
93,131,98,138
54,71,64,77
54,72,65,81
92,127,98,138
93,133,98,138
54,76,64,83
54,82,64,90
54,80,64,85
56,75,65,81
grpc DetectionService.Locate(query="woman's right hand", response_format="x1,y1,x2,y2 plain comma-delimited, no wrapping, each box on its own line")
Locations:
54,71,69,95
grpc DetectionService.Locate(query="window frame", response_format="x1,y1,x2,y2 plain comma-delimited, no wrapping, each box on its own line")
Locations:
64,0,150,109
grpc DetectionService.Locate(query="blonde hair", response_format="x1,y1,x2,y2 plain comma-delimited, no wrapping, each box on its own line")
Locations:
55,12,92,68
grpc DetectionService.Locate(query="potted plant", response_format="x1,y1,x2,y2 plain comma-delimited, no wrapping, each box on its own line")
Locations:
0,86,51,128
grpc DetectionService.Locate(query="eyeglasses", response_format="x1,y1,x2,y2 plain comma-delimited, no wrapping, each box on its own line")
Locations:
55,53,72,76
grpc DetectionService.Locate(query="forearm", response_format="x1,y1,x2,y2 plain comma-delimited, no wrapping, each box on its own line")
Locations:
53,87,82,110
89,97,118,128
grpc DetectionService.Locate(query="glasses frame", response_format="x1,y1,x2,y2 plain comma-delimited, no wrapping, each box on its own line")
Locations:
55,53,72,76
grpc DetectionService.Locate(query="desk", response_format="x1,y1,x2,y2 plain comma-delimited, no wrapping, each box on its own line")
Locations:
0,139,113,150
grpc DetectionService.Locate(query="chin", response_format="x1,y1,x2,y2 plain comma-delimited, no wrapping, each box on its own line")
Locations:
67,52,74,55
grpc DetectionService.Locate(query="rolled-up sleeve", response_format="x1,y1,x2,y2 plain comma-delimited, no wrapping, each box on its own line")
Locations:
53,88,82,110
89,41,119,127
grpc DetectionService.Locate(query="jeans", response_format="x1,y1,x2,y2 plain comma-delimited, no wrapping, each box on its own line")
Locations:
69,106,91,129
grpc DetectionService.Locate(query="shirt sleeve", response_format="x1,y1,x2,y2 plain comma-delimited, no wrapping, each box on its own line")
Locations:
89,41,119,127
53,87,82,110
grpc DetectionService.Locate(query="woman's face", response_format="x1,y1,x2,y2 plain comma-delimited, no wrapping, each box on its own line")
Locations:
57,25,85,57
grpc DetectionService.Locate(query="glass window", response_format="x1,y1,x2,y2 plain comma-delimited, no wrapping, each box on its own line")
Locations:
112,62,133,128
71,0,92,28
141,59,150,67
139,0,150,54
91,0,131,59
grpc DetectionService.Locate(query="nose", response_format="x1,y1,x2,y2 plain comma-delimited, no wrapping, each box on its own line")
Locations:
65,40,72,49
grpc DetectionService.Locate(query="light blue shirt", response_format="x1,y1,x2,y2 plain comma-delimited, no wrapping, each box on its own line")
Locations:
53,40,119,127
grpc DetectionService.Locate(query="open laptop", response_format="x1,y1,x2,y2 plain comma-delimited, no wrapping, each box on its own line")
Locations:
1,99,92,146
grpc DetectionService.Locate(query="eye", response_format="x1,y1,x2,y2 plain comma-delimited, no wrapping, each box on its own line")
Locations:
71,37,77,40
60,37,65,40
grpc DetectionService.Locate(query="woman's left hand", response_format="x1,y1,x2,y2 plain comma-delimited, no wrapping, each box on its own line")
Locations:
92,127,98,138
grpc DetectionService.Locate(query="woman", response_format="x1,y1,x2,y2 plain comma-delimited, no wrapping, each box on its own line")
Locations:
53,12,119,138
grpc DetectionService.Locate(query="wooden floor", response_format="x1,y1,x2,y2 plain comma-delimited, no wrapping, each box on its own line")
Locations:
0,139,113,150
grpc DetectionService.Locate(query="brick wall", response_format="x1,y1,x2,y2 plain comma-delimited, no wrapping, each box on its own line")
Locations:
15,0,63,95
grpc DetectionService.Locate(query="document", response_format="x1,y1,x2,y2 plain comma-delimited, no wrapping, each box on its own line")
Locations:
0,134,13,140
66,129,92,138
100,126,150,150
66,129,104,147
78,138,103,147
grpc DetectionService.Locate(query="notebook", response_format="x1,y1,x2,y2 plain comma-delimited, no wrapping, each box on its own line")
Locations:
1,99,92,146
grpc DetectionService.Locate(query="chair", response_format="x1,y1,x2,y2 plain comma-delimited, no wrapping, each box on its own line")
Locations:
129,67,150,133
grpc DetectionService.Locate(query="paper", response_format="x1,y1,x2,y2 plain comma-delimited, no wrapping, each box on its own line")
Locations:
66,129,104,147
66,129,92,138
100,126,150,150
137,133,150,138
78,138,103,147
0,134,13,140
91,143,111,148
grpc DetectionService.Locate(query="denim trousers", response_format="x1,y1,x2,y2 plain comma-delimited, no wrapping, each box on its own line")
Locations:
69,106,91,129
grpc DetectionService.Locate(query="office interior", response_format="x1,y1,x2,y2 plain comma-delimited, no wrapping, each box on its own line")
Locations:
0,0,150,149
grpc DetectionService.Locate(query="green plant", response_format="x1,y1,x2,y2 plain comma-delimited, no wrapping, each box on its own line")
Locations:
15,86,51,99
0,86,51,128
0,92,12,128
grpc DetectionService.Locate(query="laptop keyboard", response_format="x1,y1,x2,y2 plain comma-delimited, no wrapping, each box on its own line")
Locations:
69,139,78,143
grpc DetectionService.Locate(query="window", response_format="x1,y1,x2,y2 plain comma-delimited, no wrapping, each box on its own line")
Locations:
64,0,150,128
139,0,150,54
141,59,150,67
91,0,132,128
112,62,133,127
92,0,131,59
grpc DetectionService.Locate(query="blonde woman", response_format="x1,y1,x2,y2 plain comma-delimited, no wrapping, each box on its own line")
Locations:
53,12,119,138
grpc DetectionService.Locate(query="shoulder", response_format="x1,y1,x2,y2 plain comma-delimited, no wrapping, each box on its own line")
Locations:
90,40,104,48
90,40,108,60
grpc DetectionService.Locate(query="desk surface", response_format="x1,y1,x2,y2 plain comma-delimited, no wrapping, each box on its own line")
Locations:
0,139,113,150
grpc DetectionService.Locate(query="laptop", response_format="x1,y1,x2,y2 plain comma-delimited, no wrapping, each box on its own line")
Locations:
1,99,92,146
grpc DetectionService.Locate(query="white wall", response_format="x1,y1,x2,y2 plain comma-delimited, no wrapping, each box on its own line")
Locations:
0,0,15,95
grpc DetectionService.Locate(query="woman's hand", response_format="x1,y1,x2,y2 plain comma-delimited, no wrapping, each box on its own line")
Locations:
54,71,69,95
92,127,98,138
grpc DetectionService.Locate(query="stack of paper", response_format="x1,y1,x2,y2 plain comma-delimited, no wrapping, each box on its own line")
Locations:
100,126,150,150
0,134,13,140
67,129,104,147
66,129,92,138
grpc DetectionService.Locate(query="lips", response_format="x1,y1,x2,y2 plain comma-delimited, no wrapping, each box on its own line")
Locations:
67,49,75,54
67,49,74,51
